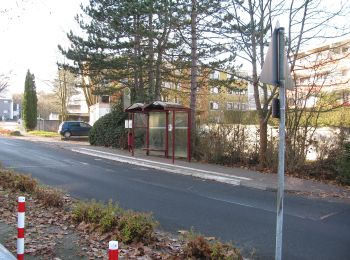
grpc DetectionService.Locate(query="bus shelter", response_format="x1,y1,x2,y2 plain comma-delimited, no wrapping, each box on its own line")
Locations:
125,101,191,163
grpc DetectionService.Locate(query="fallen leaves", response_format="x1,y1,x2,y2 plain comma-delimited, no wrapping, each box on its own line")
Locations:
0,189,187,259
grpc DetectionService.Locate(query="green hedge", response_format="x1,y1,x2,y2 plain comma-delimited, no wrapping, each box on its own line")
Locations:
89,103,127,148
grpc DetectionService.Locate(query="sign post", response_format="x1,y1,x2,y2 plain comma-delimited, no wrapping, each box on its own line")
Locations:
276,27,286,260
260,22,293,260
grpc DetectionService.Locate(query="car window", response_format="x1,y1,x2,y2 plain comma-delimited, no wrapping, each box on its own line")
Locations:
69,122,80,127
80,122,90,128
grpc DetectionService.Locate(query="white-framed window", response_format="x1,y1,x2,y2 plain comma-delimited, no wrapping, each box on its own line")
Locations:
226,102,233,110
210,101,219,110
210,71,220,79
163,82,172,89
210,87,219,94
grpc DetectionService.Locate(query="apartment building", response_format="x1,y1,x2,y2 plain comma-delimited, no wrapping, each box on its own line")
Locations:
292,39,350,107
160,69,249,123
0,98,13,120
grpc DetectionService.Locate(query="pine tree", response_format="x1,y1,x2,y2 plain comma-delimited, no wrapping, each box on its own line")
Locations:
58,0,177,103
22,70,38,130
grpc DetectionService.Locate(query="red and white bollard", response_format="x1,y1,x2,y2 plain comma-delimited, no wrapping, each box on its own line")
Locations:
108,241,118,260
17,196,25,260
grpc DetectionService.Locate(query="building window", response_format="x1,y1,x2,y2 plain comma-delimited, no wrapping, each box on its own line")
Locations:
210,71,220,79
101,95,110,103
210,87,219,94
210,101,219,110
226,102,233,110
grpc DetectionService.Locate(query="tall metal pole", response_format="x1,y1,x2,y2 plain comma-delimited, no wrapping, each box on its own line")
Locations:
275,27,285,260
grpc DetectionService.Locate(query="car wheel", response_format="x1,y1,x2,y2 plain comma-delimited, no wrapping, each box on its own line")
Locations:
64,131,71,139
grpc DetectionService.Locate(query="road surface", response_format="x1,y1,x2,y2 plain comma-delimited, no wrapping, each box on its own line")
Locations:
0,136,349,259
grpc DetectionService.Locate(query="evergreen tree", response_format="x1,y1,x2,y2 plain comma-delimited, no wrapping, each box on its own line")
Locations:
22,70,38,130
58,0,177,103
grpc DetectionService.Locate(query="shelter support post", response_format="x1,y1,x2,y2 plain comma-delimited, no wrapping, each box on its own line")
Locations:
172,110,175,164
187,110,191,162
165,112,169,158
131,113,135,156
146,113,149,155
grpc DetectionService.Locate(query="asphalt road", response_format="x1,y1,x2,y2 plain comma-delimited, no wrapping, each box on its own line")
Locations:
0,136,349,259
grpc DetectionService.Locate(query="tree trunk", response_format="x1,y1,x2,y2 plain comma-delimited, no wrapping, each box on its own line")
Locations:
259,119,268,167
148,11,155,101
190,0,198,153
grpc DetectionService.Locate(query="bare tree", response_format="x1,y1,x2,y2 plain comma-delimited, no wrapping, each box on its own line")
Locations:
53,68,78,121
0,73,9,96
219,0,350,168
286,39,350,170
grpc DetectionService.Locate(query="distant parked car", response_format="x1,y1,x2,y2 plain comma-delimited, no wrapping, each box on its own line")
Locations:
58,121,92,139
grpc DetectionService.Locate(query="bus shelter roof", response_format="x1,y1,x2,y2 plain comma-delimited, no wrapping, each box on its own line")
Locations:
125,101,190,113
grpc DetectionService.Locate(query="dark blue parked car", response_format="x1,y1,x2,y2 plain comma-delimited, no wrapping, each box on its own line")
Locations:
58,121,92,139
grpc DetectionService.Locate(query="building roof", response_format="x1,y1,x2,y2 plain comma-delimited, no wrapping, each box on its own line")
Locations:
125,101,190,112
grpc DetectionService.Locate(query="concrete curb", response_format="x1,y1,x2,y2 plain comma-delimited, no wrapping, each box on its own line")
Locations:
0,243,16,260
72,148,245,186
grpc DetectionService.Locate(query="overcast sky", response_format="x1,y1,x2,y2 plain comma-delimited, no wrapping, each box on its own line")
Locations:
0,0,348,98
0,0,87,97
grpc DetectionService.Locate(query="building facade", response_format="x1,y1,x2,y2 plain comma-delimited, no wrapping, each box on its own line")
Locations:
0,98,13,120
292,39,350,107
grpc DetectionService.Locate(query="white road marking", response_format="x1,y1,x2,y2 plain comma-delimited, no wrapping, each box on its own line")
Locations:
79,161,89,165
320,211,339,220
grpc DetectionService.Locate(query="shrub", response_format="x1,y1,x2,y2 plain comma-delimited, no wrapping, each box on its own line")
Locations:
89,103,127,148
117,210,158,244
15,174,38,193
194,124,259,166
10,130,22,136
35,187,64,208
100,200,122,233
72,200,157,244
72,200,105,224
0,170,37,193
182,229,243,260
337,142,350,185
183,235,211,259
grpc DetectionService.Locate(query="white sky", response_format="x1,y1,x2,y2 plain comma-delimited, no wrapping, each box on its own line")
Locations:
0,0,348,98
0,0,87,97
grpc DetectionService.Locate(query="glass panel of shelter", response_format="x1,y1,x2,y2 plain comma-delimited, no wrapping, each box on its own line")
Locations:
149,112,166,151
134,113,147,149
167,111,188,158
